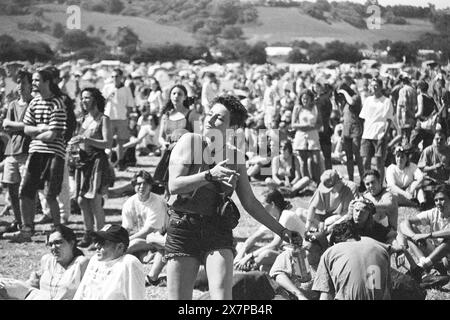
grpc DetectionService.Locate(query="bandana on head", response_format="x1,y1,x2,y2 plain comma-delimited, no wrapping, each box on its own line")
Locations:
350,197,376,215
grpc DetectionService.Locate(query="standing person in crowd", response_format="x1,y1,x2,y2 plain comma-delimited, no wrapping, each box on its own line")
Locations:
0,225,89,300
102,68,135,171
396,74,417,141
359,78,395,184
312,221,393,300
158,84,197,150
262,73,280,129
362,169,399,231
3,69,67,242
336,80,364,188
165,94,302,300
69,87,114,249
410,81,438,151
265,140,311,198
386,145,426,209
292,89,322,184
0,69,32,235
35,66,76,226
147,77,164,115
398,185,450,281
73,224,146,300
201,72,220,115
121,170,168,285
314,81,333,170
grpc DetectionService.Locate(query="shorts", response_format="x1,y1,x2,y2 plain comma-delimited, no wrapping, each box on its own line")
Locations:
20,153,64,199
360,138,386,159
293,130,320,151
110,119,130,143
2,154,28,184
164,210,236,264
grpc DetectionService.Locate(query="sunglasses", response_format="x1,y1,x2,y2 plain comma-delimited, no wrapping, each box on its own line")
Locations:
47,239,65,247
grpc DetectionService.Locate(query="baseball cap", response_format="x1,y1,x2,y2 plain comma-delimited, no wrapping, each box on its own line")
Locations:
92,224,129,247
318,169,342,193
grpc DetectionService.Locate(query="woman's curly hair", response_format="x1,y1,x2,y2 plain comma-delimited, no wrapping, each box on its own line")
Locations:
209,94,248,128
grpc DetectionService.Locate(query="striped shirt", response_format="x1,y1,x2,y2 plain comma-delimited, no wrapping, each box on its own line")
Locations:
23,95,67,159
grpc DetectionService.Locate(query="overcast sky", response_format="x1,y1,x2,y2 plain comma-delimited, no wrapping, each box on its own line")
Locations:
322,0,449,9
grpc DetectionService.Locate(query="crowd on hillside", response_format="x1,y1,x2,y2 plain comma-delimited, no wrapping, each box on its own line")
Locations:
0,58,450,300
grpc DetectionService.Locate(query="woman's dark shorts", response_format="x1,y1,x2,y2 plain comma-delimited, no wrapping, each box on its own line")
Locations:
164,210,236,264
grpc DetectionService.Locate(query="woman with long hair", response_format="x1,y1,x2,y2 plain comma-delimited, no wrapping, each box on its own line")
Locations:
0,225,89,300
69,87,113,249
265,140,311,197
158,84,197,150
165,94,302,300
147,77,165,115
292,89,323,184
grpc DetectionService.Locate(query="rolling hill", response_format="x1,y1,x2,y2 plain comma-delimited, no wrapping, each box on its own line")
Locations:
0,4,437,49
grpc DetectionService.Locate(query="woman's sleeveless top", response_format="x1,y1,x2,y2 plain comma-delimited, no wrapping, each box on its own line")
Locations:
171,134,238,216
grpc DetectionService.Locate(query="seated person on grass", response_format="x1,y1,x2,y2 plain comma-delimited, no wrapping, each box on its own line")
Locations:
417,130,450,205
312,221,394,300
386,145,426,209
73,224,145,300
234,189,306,272
265,140,311,198
398,184,450,282
362,169,399,231
332,197,397,244
302,169,358,234
0,225,88,300
269,236,319,301
121,170,168,285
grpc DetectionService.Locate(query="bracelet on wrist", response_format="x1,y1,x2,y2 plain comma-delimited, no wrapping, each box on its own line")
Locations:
205,169,213,182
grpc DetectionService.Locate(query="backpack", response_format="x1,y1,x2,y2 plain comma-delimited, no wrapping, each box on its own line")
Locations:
61,94,77,143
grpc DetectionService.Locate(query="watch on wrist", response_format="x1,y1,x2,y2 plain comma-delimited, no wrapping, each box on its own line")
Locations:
205,170,213,182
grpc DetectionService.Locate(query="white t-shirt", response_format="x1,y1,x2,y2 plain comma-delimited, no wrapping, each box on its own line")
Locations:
137,124,160,147
386,163,424,190
201,81,219,110
73,254,145,300
359,95,394,140
417,208,450,234
102,84,135,120
122,192,168,234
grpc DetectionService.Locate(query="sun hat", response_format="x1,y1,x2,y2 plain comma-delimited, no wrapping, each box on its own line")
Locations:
318,169,342,193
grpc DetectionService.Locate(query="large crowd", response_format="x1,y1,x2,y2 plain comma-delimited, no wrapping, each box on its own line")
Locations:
0,58,450,300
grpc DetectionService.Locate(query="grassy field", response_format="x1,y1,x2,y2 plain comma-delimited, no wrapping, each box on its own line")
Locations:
0,4,435,49
243,7,436,46
0,154,449,300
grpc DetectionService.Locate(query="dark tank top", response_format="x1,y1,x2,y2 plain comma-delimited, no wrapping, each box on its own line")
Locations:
171,133,237,216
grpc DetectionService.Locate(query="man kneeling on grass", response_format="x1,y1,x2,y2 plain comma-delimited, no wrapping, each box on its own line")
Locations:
398,184,450,286
73,224,145,300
